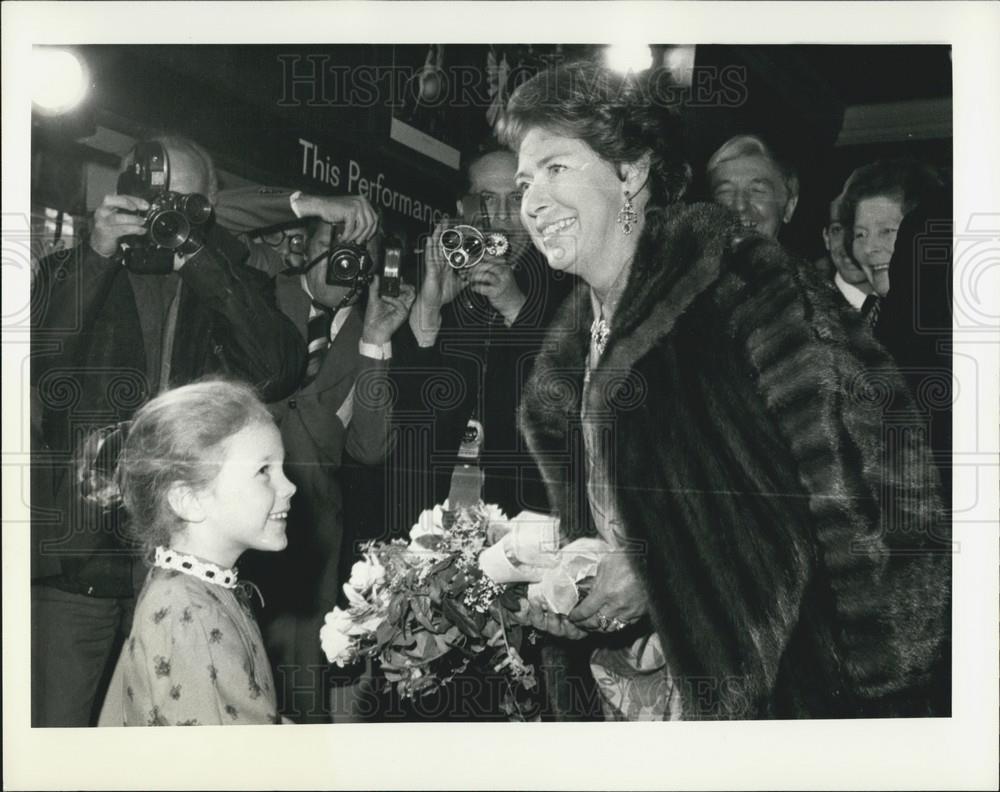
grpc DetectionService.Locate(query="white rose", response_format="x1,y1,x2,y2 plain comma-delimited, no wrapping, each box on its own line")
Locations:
342,582,370,608
353,612,385,635
336,588,387,635
409,504,446,543
348,556,385,592
320,609,356,665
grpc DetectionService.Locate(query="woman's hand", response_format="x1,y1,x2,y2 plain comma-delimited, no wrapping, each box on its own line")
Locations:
569,550,647,632
511,594,588,640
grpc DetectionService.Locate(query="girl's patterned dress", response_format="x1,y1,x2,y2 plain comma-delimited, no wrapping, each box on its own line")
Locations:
98,558,280,726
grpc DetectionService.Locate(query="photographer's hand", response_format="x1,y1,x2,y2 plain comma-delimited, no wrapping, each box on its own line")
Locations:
361,277,417,345
89,194,150,259
409,222,463,347
293,194,378,244
466,259,527,325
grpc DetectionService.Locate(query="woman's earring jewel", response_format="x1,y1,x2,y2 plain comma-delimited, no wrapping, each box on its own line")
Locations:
617,193,638,235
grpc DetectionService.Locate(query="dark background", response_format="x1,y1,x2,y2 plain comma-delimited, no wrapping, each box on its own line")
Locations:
32,43,953,263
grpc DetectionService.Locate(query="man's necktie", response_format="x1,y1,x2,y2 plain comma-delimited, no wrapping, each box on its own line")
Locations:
862,294,882,331
301,302,333,387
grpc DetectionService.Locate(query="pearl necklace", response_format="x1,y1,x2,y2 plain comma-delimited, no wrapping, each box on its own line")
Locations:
153,546,239,589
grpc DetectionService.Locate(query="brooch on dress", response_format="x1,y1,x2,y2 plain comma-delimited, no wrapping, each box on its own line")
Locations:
590,316,611,357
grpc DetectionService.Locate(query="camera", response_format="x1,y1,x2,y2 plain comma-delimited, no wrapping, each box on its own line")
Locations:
325,243,374,287
439,224,509,270
116,141,214,274
322,235,404,300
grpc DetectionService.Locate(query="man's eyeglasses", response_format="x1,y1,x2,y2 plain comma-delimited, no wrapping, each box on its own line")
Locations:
257,228,306,255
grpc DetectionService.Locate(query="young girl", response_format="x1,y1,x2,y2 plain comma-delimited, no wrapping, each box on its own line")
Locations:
86,380,297,726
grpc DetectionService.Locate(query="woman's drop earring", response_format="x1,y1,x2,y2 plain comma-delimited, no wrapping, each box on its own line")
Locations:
617,191,638,235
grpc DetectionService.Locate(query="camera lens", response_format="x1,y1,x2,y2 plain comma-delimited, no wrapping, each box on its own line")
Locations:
180,194,212,225
440,228,462,251
447,249,469,268
288,233,305,255
327,247,362,284
149,210,190,250
463,236,484,258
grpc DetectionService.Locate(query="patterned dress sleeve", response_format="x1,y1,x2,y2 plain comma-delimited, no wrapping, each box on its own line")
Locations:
124,581,278,726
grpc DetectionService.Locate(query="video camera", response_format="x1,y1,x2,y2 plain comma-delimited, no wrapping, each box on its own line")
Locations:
439,225,510,270
116,141,214,274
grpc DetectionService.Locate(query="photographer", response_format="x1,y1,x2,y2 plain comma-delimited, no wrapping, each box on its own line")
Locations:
240,218,415,723
384,145,585,723
391,145,574,524
29,135,307,727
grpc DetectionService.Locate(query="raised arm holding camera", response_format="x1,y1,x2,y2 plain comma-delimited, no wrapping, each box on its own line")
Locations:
213,183,378,243
392,145,574,529
239,216,415,723
29,135,306,727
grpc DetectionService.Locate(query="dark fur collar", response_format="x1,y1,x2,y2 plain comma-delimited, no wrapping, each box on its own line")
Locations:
527,202,743,420
520,201,745,531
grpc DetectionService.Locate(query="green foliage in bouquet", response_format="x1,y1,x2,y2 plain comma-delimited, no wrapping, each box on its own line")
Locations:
321,502,539,720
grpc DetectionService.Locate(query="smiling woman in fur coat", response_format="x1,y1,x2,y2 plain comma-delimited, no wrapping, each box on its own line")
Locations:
499,61,950,721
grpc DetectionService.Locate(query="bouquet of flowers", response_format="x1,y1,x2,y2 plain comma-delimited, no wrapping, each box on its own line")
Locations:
320,501,540,719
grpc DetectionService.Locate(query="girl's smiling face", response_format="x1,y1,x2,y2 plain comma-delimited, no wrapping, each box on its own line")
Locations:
189,420,296,566
852,195,904,297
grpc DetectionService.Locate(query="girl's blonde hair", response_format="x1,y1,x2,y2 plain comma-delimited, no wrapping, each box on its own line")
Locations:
78,378,273,558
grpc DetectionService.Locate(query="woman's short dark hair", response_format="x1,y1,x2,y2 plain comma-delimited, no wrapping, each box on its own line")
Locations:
838,158,944,229
496,60,692,207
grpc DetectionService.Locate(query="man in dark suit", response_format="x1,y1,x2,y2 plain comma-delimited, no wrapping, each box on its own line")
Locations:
815,192,875,311
242,219,415,723
29,135,307,727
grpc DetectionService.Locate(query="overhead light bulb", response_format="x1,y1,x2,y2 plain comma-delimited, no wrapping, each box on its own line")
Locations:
604,43,653,74
663,45,697,88
32,48,88,115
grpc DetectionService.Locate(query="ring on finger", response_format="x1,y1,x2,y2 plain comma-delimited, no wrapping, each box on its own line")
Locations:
610,617,627,632
597,612,611,631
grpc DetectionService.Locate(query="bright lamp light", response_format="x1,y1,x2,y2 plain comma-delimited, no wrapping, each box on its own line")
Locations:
32,48,88,114
604,43,653,74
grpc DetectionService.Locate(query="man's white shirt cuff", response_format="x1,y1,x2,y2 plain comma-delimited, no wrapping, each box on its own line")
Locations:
359,339,392,360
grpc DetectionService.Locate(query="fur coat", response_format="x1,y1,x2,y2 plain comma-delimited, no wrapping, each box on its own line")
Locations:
520,202,951,719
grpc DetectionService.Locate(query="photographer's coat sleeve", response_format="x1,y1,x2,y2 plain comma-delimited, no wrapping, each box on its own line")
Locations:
213,186,299,235
172,225,305,401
